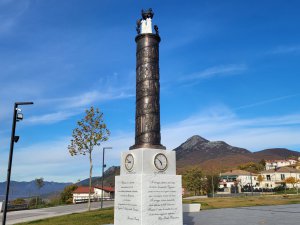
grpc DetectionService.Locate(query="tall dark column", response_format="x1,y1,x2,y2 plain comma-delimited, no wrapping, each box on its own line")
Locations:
130,10,165,150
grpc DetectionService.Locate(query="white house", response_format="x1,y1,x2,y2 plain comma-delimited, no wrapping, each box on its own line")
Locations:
72,186,114,204
219,170,258,193
265,159,297,170
260,167,300,189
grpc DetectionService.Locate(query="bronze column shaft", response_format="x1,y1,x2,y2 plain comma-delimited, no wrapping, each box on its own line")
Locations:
130,33,165,150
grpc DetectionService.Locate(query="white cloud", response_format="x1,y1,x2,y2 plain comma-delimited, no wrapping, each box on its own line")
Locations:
0,70,134,125
0,138,93,182
183,64,247,81
56,90,134,109
0,134,135,182
0,0,30,35
25,111,79,125
24,89,134,125
234,94,300,111
2,105,300,182
269,45,300,54
162,107,300,151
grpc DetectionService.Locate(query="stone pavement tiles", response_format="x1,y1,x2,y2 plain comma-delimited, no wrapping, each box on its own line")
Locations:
183,204,300,225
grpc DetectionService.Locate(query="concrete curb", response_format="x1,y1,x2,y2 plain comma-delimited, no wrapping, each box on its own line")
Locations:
183,203,201,212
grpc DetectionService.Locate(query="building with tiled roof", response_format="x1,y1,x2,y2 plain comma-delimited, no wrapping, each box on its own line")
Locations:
260,167,300,189
221,169,258,176
73,186,95,194
219,170,258,193
265,159,297,170
72,186,115,203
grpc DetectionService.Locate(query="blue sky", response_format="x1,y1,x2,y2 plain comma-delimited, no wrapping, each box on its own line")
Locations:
1,0,300,182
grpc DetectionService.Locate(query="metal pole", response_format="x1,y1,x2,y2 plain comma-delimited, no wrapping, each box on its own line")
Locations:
101,147,105,209
100,147,112,209
2,103,17,225
2,102,32,225
212,175,214,198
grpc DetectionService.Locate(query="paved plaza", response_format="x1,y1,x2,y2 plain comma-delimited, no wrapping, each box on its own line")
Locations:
1,203,299,224
0,201,114,225
184,204,300,225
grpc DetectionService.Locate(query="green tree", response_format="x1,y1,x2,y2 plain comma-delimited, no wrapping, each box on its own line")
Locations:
68,106,110,211
60,184,78,204
205,174,220,195
35,177,44,207
29,197,44,208
238,162,264,173
183,168,206,196
11,198,26,205
259,159,266,167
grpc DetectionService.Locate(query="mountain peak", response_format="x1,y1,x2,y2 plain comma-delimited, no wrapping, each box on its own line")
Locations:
175,135,209,151
174,135,251,163
184,135,209,145
174,135,300,171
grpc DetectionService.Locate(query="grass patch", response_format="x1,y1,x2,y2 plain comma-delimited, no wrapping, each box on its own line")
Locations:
16,195,300,224
183,194,300,210
16,207,114,225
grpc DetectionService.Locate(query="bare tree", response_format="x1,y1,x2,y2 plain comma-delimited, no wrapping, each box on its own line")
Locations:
68,106,110,211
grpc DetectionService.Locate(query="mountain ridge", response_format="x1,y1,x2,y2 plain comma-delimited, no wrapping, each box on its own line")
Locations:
3,136,298,193
0,180,72,201
174,135,300,171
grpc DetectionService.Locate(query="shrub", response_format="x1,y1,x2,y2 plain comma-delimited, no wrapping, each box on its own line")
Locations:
29,197,44,208
273,185,285,192
11,198,26,205
60,184,78,204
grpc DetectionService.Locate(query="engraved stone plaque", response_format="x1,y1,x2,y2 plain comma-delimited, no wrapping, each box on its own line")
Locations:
114,173,183,225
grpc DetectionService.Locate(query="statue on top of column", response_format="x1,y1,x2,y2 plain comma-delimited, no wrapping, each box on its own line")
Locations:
136,8,159,35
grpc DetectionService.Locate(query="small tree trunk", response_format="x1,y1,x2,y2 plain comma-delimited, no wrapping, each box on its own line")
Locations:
88,151,93,211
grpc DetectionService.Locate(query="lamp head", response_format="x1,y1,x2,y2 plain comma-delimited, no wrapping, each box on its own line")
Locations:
16,112,23,121
14,136,20,143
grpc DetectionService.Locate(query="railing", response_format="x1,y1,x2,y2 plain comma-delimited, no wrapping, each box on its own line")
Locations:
74,197,114,204
0,203,29,212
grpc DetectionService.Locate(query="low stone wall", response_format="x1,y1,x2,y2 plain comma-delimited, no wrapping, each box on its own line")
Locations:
182,204,201,212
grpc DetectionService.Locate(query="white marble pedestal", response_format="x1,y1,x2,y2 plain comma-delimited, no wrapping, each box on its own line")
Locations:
114,148,183,225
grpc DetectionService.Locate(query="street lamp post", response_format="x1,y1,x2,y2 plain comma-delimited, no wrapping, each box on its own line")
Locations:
2,102,33,225
212,175,214,198
250,172,253,196
248,165,254,196
101,147,112,209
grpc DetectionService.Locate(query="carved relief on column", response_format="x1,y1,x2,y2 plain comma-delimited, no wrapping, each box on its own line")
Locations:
136,63,159,83
136,80,159,101
130,33,165,150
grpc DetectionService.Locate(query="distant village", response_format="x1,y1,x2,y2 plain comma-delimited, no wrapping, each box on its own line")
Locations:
219,157,300,194
71,157,300,203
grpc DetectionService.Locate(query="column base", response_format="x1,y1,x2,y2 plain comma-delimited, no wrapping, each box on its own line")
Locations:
129,144,166,150
114,174,183,225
